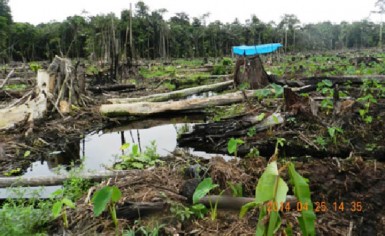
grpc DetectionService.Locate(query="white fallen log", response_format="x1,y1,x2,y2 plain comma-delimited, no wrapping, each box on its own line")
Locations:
0,170,138,188
0,70,51,130
100,90,256,117
108,80,233,104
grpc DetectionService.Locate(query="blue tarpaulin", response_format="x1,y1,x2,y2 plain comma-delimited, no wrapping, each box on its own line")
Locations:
232,43,282,56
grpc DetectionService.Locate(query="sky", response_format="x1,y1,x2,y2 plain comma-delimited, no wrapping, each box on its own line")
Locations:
8,0,381,26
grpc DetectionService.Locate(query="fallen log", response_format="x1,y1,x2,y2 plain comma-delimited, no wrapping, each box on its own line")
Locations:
199,195,297,210
0,70,50,130
116,195,298,219
300,75,385,85
103,115,205,133
108,80,233,104
178,113,284,150
88,83,136,94
100,90,255,117
0,170,138,188
0,69,15,89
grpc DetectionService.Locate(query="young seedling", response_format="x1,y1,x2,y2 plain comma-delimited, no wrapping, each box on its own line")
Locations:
92,186,122,228
192,178,221,221
52,198,76,228
227,138,244,158
240,139,316,236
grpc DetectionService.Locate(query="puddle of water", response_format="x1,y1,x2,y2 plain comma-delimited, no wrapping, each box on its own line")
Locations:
1,118,233,198
22,123,202,177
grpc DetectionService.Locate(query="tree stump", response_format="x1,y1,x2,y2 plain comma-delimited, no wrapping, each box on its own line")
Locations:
47,56,87,113
234,55,270,89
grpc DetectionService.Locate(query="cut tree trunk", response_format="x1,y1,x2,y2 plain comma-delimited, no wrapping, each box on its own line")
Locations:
107,80,233,104
234,55,270,89
48,55,88,110
100,90,255,117
0,170,137,188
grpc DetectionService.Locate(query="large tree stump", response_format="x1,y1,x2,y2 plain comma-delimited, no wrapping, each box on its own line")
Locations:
47,56,87,113
234,55,270,89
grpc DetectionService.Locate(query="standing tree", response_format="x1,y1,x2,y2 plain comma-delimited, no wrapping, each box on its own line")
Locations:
372,0,385,47
278,14,300,51
0,0,12,62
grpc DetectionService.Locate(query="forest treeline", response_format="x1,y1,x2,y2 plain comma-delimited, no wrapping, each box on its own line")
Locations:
0,0,384,63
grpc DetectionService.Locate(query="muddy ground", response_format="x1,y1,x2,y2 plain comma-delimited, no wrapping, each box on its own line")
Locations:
49,154,385,235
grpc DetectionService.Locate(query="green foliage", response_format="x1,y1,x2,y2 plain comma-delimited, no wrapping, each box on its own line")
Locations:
240,161,288,235
317,79,334,112
163,81,176,90
240,145,316,235
192,178,221,221
212,57,233,75
247,126,257,137
29,62,41,73
192,178,219,204
227,182,243,197
288,163,316,236
52,197,75,228
62,176,92,201
114,141,162,170
0,189,52,235
170,203,194,221
85,65,99,75
190,203,209,219
2,167,22,176
315,136,327,149
92,185,122,228
210,103,246,122
2,83,28,91
23,150,31,158
124,220,165,236
227,137,244,157
254,83,284,100
246,147,260,158
327,126,344,145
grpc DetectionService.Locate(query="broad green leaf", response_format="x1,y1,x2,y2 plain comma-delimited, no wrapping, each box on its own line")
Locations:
227,138,244,154
267,208,282,235
256,113,265,121
131,162,144,169
255,161,288,205
132,144,139,156
191,203,208,218
120,143,130,150
322,79,333,87
24,150,31,158
255,161,288,236
239,201,259,218
62,198,75,208
271,83,284,97
192,178,219,204
52,201,63,218
256,205,268,236
288,163,316,236
327,127,335,138
110,186,122,203
92,186,113,216
50,189,64,198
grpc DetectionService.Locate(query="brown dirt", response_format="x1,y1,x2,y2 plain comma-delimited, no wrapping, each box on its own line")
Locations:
51,153,385,236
